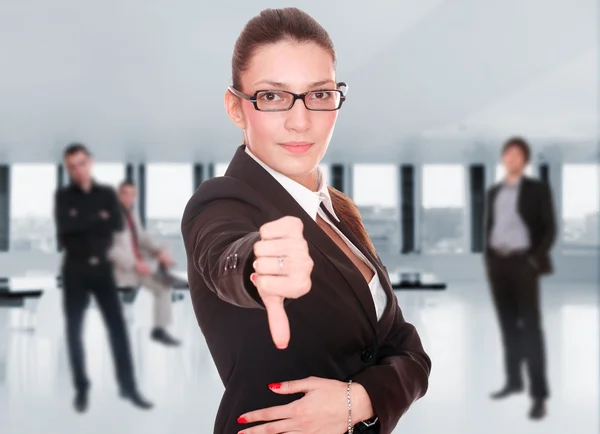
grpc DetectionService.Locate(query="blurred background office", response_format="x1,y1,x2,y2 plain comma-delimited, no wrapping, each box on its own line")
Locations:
0,0,597,433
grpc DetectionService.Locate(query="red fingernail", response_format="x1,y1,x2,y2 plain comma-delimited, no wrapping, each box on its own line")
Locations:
268,382,281,390
250,273,256,283
237,416,247,424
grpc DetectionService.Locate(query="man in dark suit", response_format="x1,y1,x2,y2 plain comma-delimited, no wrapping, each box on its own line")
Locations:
484,137,556,420
55,144,153,412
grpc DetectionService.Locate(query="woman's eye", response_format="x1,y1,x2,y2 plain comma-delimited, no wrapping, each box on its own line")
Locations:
310,91,330,100
260,92,282,101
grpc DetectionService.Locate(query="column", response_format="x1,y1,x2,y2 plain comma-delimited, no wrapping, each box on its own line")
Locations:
137,164,146,226
548,160,563,251
0,166,9,252
469,165,486,253
193,164,204,190
331,164,344,193
125,163,135,183
400,165,416,254
57,164,66,187
56,164,65,251
538,163,549,184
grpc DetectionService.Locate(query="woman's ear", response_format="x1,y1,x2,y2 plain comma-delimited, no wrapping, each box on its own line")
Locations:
224,90,246,130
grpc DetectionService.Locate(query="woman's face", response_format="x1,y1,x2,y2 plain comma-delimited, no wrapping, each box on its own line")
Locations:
225,41,339,189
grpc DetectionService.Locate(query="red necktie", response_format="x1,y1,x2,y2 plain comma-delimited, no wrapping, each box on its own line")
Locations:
125,211,142,260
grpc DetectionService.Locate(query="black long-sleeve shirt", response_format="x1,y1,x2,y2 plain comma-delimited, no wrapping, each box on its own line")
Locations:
54,182,124,261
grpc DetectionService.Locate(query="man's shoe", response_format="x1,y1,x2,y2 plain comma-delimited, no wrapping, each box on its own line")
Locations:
529,399,547,420
73,390,89,413
120,389,154,410
490,385,523,400
151,328,181,346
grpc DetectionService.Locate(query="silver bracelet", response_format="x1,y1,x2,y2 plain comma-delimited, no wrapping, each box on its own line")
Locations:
347,380,353,434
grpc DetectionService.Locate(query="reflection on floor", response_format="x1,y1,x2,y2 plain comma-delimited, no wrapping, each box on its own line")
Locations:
0,280,597,434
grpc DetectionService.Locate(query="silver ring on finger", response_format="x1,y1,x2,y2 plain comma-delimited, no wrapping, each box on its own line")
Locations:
278,256,284,274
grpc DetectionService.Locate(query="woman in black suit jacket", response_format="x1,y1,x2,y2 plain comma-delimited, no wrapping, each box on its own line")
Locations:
181,7,431,434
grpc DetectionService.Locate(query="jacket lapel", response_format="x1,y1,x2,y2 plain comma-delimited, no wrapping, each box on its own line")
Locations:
319,204,393,327
225,145,379,332
308,211,379,332
517,177,529,219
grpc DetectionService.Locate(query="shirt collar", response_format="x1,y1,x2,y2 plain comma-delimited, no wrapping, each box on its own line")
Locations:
70,179,99,194
244,146,340,222
502,175,523,189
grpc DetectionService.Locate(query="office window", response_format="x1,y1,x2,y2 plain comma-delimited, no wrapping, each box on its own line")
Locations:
146,164,193,267
319,164,331,187
92,163,125,189
562,164,599,251
215,161,330,187
352,164,399,255
422,165,466,254
495,163,534,182
10,164,57,252
214,163,229,177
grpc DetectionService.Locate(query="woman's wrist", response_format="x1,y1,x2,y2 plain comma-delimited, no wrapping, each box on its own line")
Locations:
349,381,375,423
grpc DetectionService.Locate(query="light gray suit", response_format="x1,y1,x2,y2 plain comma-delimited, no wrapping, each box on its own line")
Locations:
108,209,172,328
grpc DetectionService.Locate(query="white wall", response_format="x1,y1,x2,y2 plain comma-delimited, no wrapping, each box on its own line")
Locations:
0,1,596,284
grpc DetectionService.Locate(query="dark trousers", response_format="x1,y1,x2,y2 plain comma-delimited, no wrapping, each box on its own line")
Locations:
487,252,549,399
62,260,137,394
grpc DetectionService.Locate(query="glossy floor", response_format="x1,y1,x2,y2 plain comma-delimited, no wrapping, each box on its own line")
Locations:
0,280,597,434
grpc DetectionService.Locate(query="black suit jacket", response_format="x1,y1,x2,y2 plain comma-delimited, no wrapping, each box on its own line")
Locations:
181,145,431,434
484,176,557,275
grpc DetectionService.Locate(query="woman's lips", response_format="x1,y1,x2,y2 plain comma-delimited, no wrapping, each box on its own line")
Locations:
279,142,313,154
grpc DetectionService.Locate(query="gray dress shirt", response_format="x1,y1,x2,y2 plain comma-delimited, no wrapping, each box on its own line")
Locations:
490,179,531,251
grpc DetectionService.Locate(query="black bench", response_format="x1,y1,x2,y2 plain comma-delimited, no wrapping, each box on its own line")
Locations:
392,281,447,290
0,278,45,303
0,277,48,331
389,270,447,291
57,277,187,304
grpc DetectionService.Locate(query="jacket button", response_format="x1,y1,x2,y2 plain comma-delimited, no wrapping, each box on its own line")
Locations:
361,348,373,363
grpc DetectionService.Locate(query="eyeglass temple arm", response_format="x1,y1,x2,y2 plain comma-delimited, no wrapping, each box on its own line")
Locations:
228,85,255,101
337,82,348,96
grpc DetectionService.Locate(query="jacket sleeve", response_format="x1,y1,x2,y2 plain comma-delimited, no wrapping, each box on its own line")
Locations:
184,198,265,309
351,302,431,434
532,182,557,260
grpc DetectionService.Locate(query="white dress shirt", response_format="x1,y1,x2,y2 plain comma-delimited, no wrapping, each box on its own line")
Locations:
245,146,388,321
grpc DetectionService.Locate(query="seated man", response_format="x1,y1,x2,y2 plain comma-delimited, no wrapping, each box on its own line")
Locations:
108,180,181,346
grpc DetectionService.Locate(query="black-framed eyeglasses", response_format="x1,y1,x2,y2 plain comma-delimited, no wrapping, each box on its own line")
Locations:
227,82,348,112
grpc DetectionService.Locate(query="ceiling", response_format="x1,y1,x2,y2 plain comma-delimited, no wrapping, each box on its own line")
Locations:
0,0,596,162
